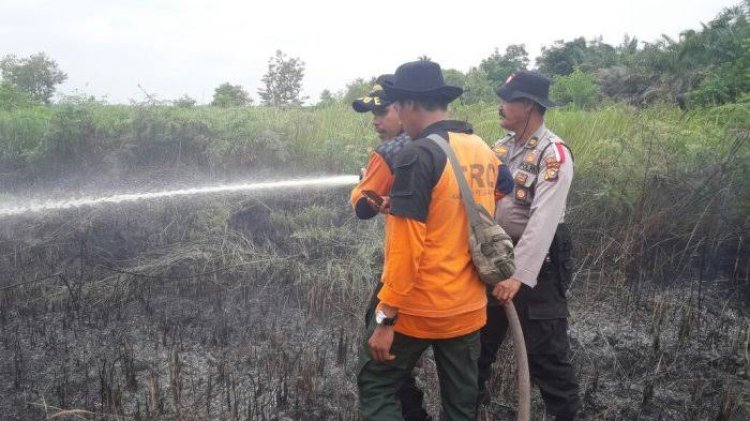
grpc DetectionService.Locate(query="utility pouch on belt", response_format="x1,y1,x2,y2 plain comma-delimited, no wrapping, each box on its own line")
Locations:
551,223,574,294
427,134,515,286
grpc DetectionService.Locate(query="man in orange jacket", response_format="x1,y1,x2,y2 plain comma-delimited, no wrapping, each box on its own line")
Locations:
357,60,504,420
350,74,410,220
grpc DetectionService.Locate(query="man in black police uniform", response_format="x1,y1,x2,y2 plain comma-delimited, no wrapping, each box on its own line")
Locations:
479,71,581,421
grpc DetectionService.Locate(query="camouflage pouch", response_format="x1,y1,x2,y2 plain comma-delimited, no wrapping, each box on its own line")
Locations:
427,134,515,286
469,203,516,285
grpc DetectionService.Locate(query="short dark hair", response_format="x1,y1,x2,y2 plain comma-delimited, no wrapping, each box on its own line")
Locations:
397,97,449,112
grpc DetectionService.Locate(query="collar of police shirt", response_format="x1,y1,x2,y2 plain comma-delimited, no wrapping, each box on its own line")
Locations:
516,123,547,145
507,123,549,162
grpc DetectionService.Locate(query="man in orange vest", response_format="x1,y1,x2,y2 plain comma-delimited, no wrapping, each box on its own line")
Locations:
357,60,504,420
350,75,432,421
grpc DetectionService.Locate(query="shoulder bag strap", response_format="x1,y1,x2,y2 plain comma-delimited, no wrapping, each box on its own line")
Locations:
426,133,482,230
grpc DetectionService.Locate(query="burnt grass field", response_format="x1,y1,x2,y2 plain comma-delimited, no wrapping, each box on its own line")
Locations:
0,187,747,421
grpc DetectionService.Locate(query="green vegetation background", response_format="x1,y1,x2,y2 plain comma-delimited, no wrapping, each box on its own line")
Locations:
0,101,747,284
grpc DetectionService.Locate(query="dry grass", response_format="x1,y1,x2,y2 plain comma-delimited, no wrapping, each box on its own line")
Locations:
0,185,746,420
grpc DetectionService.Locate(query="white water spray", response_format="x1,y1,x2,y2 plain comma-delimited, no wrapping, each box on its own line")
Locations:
0,175,359,218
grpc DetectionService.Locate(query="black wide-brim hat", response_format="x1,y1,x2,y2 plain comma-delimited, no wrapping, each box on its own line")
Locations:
352,74,396,113
496,70,556,108
383,60,463,103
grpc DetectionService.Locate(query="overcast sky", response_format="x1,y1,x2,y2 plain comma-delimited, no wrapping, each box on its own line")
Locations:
0,0,739,104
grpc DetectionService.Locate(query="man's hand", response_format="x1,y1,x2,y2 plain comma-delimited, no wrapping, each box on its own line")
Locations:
369,303,398,362
365,194,391,214
377,196,391,214
492,277,522,304
368,325,396,362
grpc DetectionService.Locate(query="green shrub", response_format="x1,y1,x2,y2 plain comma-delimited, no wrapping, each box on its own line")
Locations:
550,69,601,108
0,81,35,110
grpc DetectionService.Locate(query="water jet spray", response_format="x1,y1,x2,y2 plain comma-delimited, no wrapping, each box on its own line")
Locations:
0,175,359,218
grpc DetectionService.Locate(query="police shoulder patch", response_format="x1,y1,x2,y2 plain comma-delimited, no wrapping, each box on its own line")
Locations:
543,152,561,181
550,140,568,164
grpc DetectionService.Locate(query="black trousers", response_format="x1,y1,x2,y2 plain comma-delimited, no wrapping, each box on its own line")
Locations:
478,224,581,420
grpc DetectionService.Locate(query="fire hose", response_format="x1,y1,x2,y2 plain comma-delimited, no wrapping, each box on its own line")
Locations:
504,302,530,421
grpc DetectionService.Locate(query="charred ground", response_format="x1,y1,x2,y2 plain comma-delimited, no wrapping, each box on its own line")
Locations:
0,188,747,420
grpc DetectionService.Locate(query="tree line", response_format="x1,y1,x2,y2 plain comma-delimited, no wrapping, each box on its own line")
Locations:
333,1,747,109
1,1,747,110
0,49,307,109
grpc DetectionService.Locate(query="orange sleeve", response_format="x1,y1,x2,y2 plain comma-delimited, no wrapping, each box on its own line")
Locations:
349,152,394,219
377,215,426,309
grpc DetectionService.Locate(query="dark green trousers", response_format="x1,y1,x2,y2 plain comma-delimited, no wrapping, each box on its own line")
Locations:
364,284,431,421
357,320,481,421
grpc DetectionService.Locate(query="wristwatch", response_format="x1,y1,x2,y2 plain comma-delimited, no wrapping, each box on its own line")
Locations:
375,310,397,326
